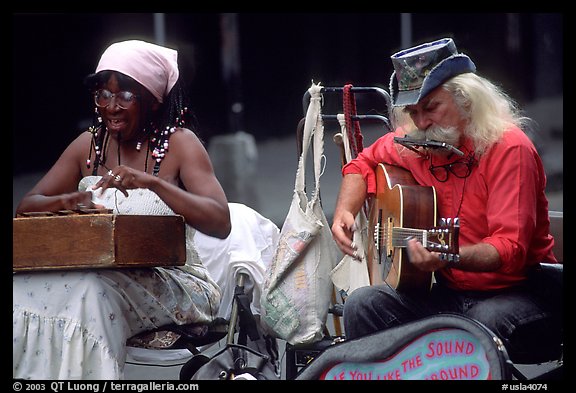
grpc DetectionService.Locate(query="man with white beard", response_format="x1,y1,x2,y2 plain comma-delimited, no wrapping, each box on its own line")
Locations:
331,38,561,365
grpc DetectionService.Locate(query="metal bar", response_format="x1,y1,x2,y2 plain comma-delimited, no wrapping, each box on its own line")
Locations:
322,114,391,132
302,86,391,116
226,272,246,344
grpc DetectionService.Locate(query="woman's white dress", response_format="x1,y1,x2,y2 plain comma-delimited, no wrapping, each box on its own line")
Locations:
13,176,221,379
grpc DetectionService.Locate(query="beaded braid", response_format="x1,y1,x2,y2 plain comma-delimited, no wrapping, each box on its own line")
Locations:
148,80,196,176
87,109,108,175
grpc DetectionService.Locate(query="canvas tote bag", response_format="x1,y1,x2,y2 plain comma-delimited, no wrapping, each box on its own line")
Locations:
260,82,338,345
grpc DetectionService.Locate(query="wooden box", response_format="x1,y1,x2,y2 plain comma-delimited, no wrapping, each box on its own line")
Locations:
13,213,186,272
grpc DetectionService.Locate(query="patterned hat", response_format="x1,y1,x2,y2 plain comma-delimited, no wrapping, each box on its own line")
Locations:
389,38,476,106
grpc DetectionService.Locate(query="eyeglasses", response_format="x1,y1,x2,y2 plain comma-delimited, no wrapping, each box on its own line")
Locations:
94,89,138,110
429,154,476,182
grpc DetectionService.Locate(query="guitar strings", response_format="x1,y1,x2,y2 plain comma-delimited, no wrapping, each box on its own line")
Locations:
379,229,447,248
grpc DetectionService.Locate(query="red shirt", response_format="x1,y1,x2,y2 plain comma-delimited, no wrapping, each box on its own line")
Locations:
342,126,557,291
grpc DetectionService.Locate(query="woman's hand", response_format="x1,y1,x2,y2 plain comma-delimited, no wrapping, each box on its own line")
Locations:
92,165,152,198
59,191,105,211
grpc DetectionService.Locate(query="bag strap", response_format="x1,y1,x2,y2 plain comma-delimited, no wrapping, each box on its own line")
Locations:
337,114,353,163
295,82,325,197
235,291,260,345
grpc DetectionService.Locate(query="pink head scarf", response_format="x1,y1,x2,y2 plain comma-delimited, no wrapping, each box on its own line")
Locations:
95,40,179,103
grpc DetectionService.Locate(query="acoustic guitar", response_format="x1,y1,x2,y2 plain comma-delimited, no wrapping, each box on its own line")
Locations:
366,163,460,293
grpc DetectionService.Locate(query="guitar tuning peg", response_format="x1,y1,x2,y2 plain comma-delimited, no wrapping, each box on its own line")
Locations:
454,217,460,226
448,254,460,262
440,218,447,226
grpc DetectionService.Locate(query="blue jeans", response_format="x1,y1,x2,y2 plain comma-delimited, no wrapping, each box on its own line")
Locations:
343,267,562,363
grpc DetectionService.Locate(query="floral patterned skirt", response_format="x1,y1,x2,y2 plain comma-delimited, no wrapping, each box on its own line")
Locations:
13,266,220,379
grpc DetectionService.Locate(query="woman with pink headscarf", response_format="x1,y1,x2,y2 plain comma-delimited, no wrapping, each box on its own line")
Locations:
13,40,230,379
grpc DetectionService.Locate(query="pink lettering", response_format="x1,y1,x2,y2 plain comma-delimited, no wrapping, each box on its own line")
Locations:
455,340,464,353
425,339,477,359
401,355,423,372
471,364,479,378
374,369,402,380
424,364,483,380
344,368,403,380
348,370,373,380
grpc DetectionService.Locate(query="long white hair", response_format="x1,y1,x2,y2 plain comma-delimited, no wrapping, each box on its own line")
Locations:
391,73,532,156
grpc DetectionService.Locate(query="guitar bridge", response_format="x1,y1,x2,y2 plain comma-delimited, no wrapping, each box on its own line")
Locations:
373,221,380,252
386,216,394,257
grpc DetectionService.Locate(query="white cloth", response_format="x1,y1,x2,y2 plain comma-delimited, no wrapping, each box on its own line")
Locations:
13,177,221,380
329,114,371,294
194,203,280,319
125,203,281,378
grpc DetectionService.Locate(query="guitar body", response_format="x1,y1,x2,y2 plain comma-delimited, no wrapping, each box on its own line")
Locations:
367,163,437,293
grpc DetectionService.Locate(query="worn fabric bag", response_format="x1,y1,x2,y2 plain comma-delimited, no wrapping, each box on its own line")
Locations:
260,82,338,345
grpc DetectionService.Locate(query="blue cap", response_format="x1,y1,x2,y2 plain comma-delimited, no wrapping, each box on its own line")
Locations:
389,38,476,106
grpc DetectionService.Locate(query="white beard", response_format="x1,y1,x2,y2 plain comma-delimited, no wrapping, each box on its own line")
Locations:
406,125,461,157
